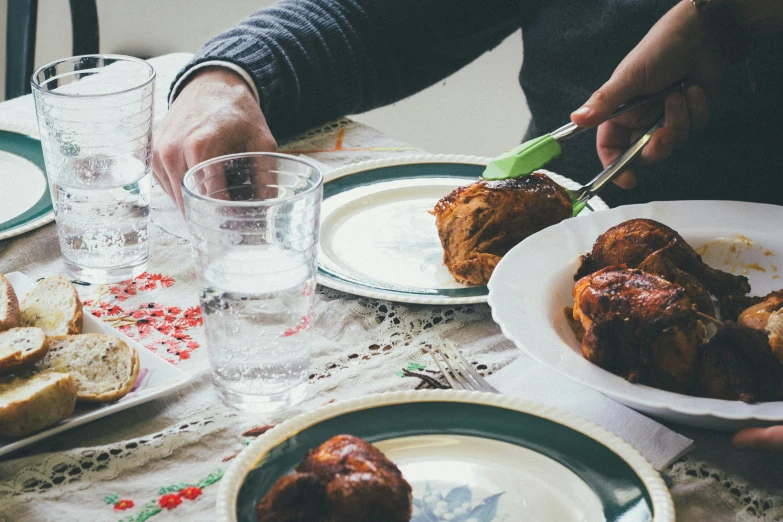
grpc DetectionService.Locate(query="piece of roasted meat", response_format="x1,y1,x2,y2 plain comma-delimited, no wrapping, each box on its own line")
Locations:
737,290,783,362
432,172,572,286
697,322,783,402
571,267,707,393
257,434,412,522
636,247,715,317
575,218,751,298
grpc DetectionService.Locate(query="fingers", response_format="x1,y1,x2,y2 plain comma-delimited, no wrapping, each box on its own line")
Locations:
685,84,710,130
161,143,188,211
571,68,644,128
638,92,689,164
733,426,783,453
594,89,701,188
153,139,188,211
151,151,173,198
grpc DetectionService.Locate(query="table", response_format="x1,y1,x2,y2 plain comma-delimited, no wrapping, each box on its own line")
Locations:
1,53,782,522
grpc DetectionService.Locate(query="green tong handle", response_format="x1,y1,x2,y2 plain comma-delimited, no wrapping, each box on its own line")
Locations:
482,81,686,181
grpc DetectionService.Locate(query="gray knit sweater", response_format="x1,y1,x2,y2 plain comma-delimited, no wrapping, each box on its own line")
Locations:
174,0,783,206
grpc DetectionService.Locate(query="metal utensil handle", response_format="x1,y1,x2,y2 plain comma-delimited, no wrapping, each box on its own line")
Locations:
574,117,664,204
551,82,684,141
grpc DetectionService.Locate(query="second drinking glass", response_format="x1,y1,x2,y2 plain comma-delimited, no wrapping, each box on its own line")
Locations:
182,153,323,412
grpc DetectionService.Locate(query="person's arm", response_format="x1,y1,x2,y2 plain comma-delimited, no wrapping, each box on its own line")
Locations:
154,0,519,207
570,0,783,189
176,0,519,139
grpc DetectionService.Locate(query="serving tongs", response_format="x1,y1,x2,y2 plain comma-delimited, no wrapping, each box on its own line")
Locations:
570,116,663,216
482,82,686,182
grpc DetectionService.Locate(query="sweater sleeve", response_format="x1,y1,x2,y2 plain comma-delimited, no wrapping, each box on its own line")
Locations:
171,0,520,139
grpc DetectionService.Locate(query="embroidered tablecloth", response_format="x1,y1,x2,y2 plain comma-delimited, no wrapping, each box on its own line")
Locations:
1,53,782,522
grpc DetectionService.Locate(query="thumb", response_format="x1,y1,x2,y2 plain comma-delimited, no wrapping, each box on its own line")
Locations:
572,72,640,128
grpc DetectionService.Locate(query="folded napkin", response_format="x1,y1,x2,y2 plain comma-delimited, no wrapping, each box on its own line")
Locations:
487,354,693,470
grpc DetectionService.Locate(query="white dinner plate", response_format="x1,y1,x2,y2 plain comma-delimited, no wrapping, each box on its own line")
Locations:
0,131,54,241
317,154,608,305
0,272,191,457
217,390,673,522
488,200,783,430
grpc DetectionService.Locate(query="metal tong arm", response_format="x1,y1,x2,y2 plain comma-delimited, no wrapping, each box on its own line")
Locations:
551,82,684,142
572,117,664,205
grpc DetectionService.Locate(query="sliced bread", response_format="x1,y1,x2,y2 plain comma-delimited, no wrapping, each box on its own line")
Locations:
0,274,21,333
42,334,139,403
0,328,49,375
21,276,83,335
0,371,76,438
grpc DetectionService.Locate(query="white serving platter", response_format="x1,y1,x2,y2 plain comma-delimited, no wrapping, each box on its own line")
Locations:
0,272,191,457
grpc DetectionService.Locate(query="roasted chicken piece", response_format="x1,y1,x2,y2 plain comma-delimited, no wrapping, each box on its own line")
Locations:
719,294,765,322
575,219,751,298
737,290,783,362
432,172,572,285
697,322,783,402
637,247,715,317
257,435,412,522
572,267,707,392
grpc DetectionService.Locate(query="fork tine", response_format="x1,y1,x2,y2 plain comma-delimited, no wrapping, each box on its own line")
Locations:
425,347,460,389
441,345,496,393
438,349,474,390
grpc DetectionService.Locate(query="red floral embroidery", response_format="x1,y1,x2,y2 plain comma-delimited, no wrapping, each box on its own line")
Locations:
158,494,182,510
108,273,175,301
283,312,312,337
83,272,203,363
179,486,203,500
113,499,134,511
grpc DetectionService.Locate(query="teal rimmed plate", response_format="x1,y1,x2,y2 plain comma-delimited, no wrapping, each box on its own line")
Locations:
317,155,608,305
0,130,53,241
217,390,673,522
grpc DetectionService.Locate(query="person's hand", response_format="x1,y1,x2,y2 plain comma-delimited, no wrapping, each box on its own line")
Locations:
152,67,277,209
570,1,722,189
733,426,783,453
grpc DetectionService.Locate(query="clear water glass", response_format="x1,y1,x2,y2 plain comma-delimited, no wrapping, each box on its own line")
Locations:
182,153,323,412
31,55,155,283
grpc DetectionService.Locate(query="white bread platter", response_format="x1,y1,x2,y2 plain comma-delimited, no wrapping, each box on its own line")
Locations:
0,272,191,458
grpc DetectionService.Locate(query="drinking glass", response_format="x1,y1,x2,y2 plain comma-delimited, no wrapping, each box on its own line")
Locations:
31,55,155,283
182,153,323,412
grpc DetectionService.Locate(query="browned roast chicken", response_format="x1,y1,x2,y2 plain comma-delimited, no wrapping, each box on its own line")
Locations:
432,172,572,286
636,247,715,317
737,290,783,362
257,435,412,522
572,267,707,393
575,219,751,298
697,322,783,402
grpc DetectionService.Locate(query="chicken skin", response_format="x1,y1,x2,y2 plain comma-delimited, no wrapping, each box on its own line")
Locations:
697,322,783,402
432,172,572,286
636,247,715,317
575,219,750,298
737,290,783,362
257,435,412,522
572,267,707,392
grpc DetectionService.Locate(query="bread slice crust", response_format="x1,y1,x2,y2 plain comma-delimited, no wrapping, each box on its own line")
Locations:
0,274,21,333
0,327,49,375
0,371,77,438
21,276,83,336
43,334,140,403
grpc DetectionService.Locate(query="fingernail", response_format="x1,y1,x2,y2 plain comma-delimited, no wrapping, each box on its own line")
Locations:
572,107,592,119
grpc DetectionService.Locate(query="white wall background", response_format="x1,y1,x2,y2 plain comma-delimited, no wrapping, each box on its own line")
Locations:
0,0,530,157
